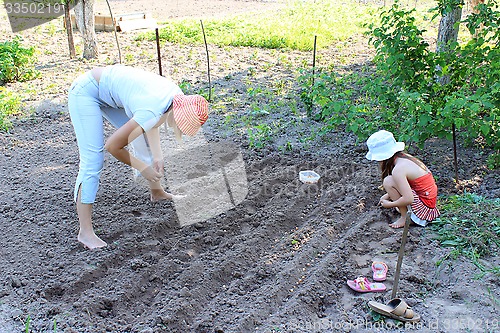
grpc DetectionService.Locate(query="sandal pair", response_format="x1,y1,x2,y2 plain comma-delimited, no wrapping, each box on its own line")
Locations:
347,277,386,293
347,261,389,292
368,298,421,322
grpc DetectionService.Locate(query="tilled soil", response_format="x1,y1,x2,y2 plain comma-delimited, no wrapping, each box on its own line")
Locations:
0,1,499,332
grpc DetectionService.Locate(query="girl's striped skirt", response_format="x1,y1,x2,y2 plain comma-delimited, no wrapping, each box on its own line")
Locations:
410,190,440,226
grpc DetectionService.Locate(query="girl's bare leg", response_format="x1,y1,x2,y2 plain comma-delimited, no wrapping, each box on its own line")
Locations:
382,176,408,229
76,188,107,249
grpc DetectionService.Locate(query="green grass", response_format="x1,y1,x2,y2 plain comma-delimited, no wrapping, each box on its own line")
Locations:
136,0,378,51
430,192,500,276
25,314,30,333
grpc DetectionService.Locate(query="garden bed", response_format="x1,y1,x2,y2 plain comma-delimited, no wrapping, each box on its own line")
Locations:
0,1,498,332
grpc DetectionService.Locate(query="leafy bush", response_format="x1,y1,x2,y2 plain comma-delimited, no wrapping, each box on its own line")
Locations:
0,36,39,84
0,87,22,131
300,0,500,157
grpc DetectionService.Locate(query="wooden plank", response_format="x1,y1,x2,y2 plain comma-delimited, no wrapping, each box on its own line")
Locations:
116,12,151,21
117,18,157,32
94,15,106,31
68,13,155,32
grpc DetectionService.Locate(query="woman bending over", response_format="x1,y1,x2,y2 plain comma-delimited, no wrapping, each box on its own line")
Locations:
68,65,209,249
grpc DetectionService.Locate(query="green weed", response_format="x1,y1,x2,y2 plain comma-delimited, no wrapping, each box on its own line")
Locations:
247,123,272,148
246,67,257,78
246,86,263,98
0,87,22,131
25,315,30,333
486,152,500,170
430,192,500,274
178,80,192,93
45,22,57,36
104,56,115,65
74,44,82,56
124,53,134,63
272,79,288,96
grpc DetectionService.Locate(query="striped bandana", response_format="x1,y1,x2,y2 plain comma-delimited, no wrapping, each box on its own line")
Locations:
172,94,209,136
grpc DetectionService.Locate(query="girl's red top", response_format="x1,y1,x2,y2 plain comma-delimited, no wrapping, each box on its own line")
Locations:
408,173,438,208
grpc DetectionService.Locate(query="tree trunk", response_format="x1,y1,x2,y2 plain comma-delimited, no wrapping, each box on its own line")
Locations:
64,1,76,58
74,0,98,59
74,1,84,35
436,5,463,183
436,6,463,53
436,6,462,85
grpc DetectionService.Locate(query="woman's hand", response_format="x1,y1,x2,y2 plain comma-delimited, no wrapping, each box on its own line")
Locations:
152,159,164,176
140,166,162,183
145,127,165,176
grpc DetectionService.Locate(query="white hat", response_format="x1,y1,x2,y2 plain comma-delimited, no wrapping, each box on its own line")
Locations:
365,130,405,161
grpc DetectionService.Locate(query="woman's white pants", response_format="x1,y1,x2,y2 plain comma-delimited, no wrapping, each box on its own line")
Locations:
68,71,151,204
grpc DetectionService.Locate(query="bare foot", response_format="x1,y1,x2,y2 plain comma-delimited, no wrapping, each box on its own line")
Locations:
78,231,107,249
389,216,407,229
150,188,174,202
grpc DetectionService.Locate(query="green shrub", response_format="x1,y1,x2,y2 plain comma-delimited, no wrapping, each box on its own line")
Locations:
0,36,39,84
0,87,22,131
300,0,500,155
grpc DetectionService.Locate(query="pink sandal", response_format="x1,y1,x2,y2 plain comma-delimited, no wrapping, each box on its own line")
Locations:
347,277,386,293
372,261,388,282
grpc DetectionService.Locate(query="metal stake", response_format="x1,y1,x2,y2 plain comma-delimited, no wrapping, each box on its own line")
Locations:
200,20,212,102
312,35,317,87
155,28,162,76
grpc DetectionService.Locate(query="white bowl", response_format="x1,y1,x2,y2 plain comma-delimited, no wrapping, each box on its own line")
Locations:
299,170,320,184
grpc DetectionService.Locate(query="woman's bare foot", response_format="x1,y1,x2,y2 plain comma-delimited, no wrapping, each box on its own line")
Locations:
389,215,407,229
78,230,107,249
150,188,174,202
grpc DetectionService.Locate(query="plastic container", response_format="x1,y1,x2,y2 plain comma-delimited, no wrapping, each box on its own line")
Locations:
299,170,320,184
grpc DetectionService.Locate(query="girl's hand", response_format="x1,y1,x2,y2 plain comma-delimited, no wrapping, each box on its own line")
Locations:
379,193,389,205
379,199,391,208
153,159,164,176
140,166,162,183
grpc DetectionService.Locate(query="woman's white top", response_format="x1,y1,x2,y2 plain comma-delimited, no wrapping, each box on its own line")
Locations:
98,65,182,131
